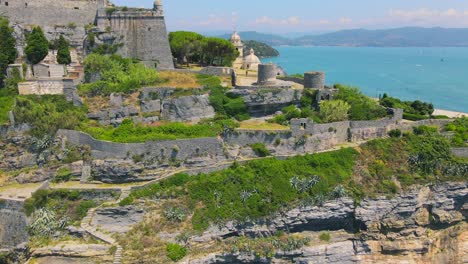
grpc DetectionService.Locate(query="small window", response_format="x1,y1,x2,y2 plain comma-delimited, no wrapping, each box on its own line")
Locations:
301,123,307,130
25,3,28,7
148,27,151,31
74,6,79,10
5,2,9,6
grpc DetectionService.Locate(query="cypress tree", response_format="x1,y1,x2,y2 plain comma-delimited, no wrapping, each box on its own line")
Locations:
25,26,49,65
0,17,18,87
56,35,71,65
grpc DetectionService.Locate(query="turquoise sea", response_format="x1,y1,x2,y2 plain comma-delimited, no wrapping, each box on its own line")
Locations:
262,46,468,112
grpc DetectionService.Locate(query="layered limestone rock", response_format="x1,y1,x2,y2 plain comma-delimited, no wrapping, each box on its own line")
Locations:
161,95,215,122
185,182,467,264
92,206,145,234
229,88,302,117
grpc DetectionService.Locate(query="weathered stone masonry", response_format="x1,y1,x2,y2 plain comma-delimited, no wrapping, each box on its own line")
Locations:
95,6,174,69
0,199,28,249
56,129,226,162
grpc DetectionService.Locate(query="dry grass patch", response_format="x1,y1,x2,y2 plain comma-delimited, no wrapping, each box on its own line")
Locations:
158,71,200,88
239,120,289,130
83,96,110,113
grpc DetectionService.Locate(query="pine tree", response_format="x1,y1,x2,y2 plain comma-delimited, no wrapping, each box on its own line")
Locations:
56,35,71,65
25,26,49,65
0,17,18,87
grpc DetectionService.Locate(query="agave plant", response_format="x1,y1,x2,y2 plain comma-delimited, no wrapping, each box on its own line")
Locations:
29,208,66,236
331,185,348,199
290,176,320,193
240,190,253,204
163,206,186,222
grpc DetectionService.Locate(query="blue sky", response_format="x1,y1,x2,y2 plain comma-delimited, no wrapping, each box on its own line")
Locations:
112,0,468,34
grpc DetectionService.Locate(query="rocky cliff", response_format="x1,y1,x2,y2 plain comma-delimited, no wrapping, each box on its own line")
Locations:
184,182,467,263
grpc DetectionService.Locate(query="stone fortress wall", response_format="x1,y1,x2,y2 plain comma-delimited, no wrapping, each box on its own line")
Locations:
0,199,28,249
95,4,174,69
0,0,101,28
1,0,174,69
57,129,227,162
59,107,452,168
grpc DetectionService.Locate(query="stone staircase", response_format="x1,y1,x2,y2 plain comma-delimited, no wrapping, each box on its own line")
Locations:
114,245,123,264
81,206,123,263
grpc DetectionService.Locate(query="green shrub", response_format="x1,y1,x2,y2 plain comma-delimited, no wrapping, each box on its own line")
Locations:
166,243,187,262
196,74,222,88
13,95,87,137
209,86,249,121
319,100,350,122
413,125,438,135
319,232,331,242
53,167,72,183
81,119,227,143
119,196,134,206
76,200,96,219
403,112,427,121
381,94,434,116
80,53,159,96
445,117,467,147
388,129,402,138
334,84,387,120
251,143,270,157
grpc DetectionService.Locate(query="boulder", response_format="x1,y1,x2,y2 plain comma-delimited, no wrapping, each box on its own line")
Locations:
92,206,145,234
140,99,161,113
161,94,215,122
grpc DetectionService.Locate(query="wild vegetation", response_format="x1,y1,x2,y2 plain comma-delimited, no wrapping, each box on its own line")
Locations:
445,117,468,147
334,84,388,120
81,118,236,143
243,40,280,58
0,17,17,87
169,31,239,66
79,53,160,96
13,95,87,137
380,93,435,120
210,86,250,121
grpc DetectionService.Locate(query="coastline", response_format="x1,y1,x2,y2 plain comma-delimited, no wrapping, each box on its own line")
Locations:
434,109,468,118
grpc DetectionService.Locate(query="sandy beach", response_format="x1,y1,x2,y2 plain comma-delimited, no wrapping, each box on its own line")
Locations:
433,109,468,118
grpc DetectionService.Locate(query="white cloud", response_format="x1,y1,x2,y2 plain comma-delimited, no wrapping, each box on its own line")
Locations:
389,8,464,19
339,17,352,24
255,16,301,25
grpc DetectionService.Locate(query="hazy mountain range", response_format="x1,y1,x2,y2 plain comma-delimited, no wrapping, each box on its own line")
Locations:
217,28,468,47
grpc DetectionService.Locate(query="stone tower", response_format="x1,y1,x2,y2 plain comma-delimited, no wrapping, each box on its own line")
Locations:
230,31,244,68
96,0,174,69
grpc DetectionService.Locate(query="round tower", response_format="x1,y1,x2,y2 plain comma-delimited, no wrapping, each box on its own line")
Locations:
304,71,325,89
154,0,163,15
257,64,277,85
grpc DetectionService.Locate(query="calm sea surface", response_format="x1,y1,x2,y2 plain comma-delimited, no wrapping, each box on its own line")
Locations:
262,46,468,112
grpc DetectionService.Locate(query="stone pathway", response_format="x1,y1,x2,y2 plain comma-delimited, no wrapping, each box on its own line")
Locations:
81,206,123,263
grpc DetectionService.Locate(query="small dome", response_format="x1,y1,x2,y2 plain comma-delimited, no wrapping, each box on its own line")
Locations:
244,49,261,64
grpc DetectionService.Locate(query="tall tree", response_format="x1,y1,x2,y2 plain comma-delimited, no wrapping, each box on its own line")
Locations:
56,35,71,65
320,100,350,123
0,17,18,87
169,31,204,64
201,37,238,66
25,26,49,65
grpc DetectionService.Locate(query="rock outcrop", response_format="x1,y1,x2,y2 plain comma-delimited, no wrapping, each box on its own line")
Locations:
162,94,215,122
229,88,302,117
186,182,468,264
92,206,145,234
